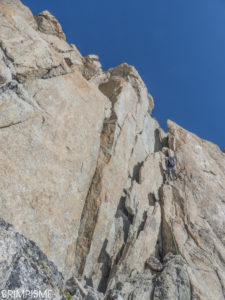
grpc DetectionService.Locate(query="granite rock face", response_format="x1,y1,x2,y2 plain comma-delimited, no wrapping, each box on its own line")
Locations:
0,1,224,299
0,218,64,300
161,120,225,300
0,0,110,279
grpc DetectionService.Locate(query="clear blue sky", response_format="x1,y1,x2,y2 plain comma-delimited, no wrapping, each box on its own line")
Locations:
23,0,225,150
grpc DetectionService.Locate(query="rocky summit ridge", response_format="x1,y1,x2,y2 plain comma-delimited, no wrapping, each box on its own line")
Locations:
0,0,224,299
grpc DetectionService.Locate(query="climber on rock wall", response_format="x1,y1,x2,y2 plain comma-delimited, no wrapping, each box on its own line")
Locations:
165,155,177,181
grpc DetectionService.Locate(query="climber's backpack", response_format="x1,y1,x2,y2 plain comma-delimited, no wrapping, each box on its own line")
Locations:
168,156,175,168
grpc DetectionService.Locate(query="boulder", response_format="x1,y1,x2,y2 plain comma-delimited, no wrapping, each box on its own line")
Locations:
36,10,66,40
0,218,64,299
145,256,163,272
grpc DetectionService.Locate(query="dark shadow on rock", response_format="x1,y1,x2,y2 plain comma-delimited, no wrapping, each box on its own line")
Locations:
97,239,112,293
154,128,168,153
132,161,144,184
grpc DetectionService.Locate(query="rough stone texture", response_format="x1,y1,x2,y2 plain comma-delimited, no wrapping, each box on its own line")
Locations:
82,55,105,84
0,2,224,300
106,153,163,289
65,276,104,300
105,254,189,300
0,0,83,82
75,62,163,292
0,218,64,300
109,270,155,300
145,256,163,272
105,290,124,300
153,254,191,300
160,120,225,300
36,10,66,40
0,0,110,280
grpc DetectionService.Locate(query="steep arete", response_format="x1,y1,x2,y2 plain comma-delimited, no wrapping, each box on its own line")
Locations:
0,1,224,299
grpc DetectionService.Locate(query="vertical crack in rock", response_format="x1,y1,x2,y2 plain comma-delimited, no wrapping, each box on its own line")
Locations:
74,63,154,290
1,3,224,298
75,110,117,277
136,211,148,238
